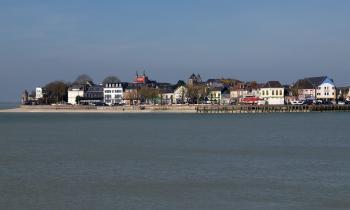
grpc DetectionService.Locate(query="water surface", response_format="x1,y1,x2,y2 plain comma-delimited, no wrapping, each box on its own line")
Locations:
0,113,349,210
0,102,19,110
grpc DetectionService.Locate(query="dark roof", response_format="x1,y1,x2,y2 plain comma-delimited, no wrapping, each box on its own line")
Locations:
86,85,104,92
293,79,314,89
264,81,283,88
305,76,327,87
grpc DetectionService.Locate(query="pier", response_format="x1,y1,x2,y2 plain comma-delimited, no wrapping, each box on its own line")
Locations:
196,105,350,114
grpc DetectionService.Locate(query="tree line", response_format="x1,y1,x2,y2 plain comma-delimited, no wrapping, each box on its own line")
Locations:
31,74,215,105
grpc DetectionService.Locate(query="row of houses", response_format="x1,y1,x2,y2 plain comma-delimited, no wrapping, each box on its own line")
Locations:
33,73,350,106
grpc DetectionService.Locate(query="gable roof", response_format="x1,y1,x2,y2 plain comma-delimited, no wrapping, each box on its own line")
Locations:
305,76,327,87
293,79,314,89
294,76,334,89
263,81,283,88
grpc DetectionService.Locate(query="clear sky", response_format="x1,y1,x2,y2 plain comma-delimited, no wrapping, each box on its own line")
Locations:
1,0,350,101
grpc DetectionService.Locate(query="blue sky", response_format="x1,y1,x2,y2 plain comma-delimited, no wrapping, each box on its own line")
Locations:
1,0,350,101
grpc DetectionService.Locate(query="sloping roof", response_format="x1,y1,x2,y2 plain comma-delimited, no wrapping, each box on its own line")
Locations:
293,79,314,89
305,76,327,87
263,81,283,88
86,85,104,92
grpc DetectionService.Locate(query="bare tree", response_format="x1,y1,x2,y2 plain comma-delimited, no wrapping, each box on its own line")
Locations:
187,85,207,104
139,87,160,104
124,89,140,105
43,81,69,104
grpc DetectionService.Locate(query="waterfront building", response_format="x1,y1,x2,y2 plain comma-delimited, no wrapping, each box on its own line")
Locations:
259,81,285,105
294,76,336,101
230,82,249,99
315,77,336,101
159,86,175,105
80,85,104,104
104,83,123,105
174,86,188,104
230,81,262,103
35,87,43,100
123,86,139,105
284,85,298,104
68,86,85,105
293,79,316,101
208,87,223,104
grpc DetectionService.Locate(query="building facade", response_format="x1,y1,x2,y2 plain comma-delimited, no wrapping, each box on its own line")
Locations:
35,87,43,100
68,87,84,105
316,78,336,101
208,88,223,104
174,86,188,104
103,83,123,105
294,76,336,101
80,85,104,104
259,81,285,105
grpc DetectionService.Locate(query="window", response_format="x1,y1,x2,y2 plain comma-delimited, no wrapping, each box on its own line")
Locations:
280,90,283,95
272,90,275,95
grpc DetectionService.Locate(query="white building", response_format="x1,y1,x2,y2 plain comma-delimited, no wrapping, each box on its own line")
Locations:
35,87,43,99
293,76,336,101
316,78,336,101
259,81,285,105
104,83,123,105
173,86,188,104
68,87,84,105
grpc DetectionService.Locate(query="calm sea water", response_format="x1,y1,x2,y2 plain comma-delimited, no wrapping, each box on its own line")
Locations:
0,102,19,110
0,113,350,210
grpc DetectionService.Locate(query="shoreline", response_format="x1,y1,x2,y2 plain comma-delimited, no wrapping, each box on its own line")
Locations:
1,104,350,114
0,105,197,113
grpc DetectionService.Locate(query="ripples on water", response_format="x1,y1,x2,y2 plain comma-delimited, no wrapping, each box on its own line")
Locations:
0,113,350,210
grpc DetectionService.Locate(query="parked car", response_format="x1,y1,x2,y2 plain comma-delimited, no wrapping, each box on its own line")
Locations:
345,101,350,105
93,102,108,106
322,101,333,105
290,100,303,105
302,99,314,105
338,101,345,105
